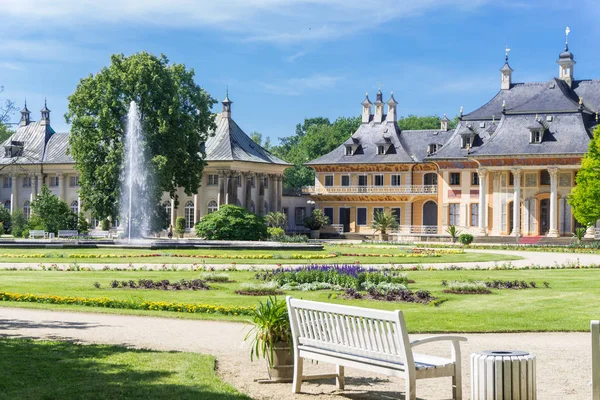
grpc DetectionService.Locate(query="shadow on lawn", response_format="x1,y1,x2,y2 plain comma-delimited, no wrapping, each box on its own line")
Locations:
0,317,106,331
0,338,249,400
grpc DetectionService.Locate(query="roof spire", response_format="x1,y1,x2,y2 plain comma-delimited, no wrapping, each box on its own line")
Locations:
221,88,232,117
505,44,510,62
565,26,570,49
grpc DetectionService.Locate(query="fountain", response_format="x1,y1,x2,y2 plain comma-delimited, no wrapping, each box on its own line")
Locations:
120,101,152,243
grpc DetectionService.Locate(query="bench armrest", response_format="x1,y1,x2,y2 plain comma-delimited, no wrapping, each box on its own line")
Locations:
410,335,467,348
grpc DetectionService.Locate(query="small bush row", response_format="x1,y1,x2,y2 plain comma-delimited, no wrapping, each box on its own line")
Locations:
99,279,211,291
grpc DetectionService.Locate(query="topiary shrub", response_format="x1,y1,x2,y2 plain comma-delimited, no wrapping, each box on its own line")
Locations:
101,219,111,231
195,205,267,241
175,216,186,238
267,226,286,241
458,233,474,246
11,210,27,238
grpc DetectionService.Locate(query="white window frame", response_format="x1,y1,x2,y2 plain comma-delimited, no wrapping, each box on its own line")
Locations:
207,200,218,214
23,201,31,219
449,172,461,186
184,200,194,229
22,176,31,188
207,174,219,186
341,175,350,187
377,145,385,155
70,200,79,214
449,203,460,226
470,203,479,227
345,145,353,156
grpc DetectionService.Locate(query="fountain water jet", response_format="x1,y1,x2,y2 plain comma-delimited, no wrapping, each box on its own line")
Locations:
120,101,153,242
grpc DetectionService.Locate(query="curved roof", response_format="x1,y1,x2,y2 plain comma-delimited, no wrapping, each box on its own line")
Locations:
43,133,74,164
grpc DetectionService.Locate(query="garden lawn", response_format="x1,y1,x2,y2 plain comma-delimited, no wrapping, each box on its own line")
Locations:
0,268,599,332
0,338,249,400
0,245,519,264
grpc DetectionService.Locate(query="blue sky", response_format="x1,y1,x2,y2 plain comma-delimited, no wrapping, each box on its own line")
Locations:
2,0,600,143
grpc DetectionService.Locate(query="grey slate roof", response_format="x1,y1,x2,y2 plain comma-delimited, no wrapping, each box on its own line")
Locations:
43,133,74,164
0,121,55,165
399,129,454,162
429,119,497,160
205,113,289,165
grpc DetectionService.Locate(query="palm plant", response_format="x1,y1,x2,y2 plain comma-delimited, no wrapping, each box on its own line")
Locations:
265,212,287,229
445,225,461,242
573,226,587,244
244,296,291,367
371,211,399,239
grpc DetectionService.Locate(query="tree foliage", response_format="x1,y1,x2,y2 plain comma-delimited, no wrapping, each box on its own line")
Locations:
397,115,458,130
0,86,17,143
30,185,78,234
569,126,600,225
65,52,216,220
0,207,10,234
250,131,271,151
195,205,267,240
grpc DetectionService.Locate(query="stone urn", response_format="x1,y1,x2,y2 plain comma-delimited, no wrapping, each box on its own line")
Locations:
309,229,320,239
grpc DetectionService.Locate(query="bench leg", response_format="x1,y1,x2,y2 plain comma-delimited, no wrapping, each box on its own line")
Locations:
405,375,416,400
292,356,303,393
336,365,344,390
453,365,462,399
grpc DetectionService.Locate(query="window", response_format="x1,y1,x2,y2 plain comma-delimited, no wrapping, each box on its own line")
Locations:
91,217,99,229
341,175,350,187
323,207,334,224
22,176,31,188
428,144,438,154
4,200,10,210
470,203,479,227
324,175,334,187
3,177,12,188
184,200,194,229
449,203,460,226
264,177,269,189
461,136,472,149
424,173,438,186
250,176,256,187
508,172,514,186
49,176,59,187
391,207,401,224
69,176,80,187
357,208,367,226
449,172,461,186
207,200,218,214
540,170,551,185
358,175,367,186
377,145,386,155
391,175,401,186
345,145,353,156
23,201,30,219
235,175,241,187
294,208,306,226
374,175,384,186
530,130,542,143
70,200,78,214
112,218,120,228
471,172,479,186
207,174,219,186
373,207,384,219
163,201,172,224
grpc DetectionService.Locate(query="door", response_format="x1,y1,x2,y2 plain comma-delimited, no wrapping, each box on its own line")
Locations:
339,208,350,232
540,199,550,235
508,201,514,234
422,201,438,233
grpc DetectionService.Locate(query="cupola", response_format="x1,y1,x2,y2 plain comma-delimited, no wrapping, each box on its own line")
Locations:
221,89,232,118
19,100,31,127
40,99,50,126
440,114,449,131
385,92,398,123
500,46,513,90
361,93,372,124
557,27,575,87
373,89,384,123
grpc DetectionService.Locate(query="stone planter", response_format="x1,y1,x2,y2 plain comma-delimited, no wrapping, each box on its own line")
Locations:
309,230,320,239
267,342,294,381
379,232,389,241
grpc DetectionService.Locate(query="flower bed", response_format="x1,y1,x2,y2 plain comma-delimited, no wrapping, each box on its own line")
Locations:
342,287,434,304
0,291,252,315
98,279,210,291
441,279,547,294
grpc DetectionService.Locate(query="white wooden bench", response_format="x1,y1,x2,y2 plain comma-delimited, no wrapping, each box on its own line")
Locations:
88,230,110,239
286,297,467,400
58,230,79,238
29,230,46,239
592,320,600,400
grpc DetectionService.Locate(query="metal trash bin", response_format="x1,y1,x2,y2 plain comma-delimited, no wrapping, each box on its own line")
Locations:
471,350,536,399
48,233,55,239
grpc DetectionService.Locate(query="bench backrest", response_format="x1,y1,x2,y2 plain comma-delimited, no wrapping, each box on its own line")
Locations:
58,230,78,235
593,320,600,400
30,230,45,235
286,297,414,368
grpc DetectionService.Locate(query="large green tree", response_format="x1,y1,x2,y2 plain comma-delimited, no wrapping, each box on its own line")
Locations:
29,185,78,235
65,52,216,220
397,115,458,130
0,86,16,143
569,126,600,226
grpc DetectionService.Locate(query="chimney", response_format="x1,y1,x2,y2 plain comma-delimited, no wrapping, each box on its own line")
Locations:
386,92,398,123
40,99,50,126
221,89,232,118
440,114,449,131
373,89,384,123
19,100,31,127
361,93,372,124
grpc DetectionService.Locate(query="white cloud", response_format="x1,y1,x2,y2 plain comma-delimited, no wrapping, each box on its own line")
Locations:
284,51,307,63
0,62,24,71
258,73,344,95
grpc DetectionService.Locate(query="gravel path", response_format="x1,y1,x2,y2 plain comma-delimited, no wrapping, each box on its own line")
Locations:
0,307,592,399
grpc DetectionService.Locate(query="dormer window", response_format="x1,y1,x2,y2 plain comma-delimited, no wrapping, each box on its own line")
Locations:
345,145,353,156
427,143,440,155
530,130,543,144
4,141,24,158
377,145,385,155
461,136,472,149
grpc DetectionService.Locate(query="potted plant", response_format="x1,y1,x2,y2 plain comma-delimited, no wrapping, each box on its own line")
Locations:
371,210,399,241
175,216,186,238
245,296,293,382
303,209,329,239
445,225,461,243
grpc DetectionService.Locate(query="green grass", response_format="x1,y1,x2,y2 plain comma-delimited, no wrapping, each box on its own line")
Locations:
1,268,599,332
0,338,249,400
0,245,520,264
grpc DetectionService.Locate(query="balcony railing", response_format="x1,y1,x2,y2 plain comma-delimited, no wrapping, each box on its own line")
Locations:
302,185,437,195
392,225,439,235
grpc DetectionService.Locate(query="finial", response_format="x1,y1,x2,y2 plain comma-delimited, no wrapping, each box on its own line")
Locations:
24,98,27,108
492,115,495,123
505,45,510,61
44,97,47,107
366,91,368,96
377,81,382,92
535,113,538,120
566,26,570,45
226,85,228,97
459,106,463,116
579,96,583,105
502,99,506,110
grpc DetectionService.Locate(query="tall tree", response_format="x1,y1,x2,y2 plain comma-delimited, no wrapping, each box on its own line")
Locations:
0,86,17,143
66,52,216,220
397,115,458,130
29,185,78,234
569,126,600,226
250,131,271,150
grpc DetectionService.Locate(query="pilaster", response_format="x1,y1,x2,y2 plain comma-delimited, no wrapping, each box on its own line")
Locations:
511,168,522,236
547,167,560,237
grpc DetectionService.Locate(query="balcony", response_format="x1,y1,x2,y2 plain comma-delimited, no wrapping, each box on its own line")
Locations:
302,185,437,195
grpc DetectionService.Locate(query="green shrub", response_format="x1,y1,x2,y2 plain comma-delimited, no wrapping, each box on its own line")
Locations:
445,225,461,242
267,226,286,241
443,280,491,294
77,213,89,235
198,272,230,283
21,229,30,239
303,209,329,230
195,205,267,241
0,207,11,234
458,233,474,246
175,217,186,238
101,219,111,231
264,212,286,228
29,186,77,234
573,226,587,244
11,210,27,238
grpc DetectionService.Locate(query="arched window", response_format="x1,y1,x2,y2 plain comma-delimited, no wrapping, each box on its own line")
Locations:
540,170,551,186
184,200,194,229
163,201,172,225
23,201,30,219
249,201,255,214
4,200,10,210
70,200,78,214
264,202,269,215
207,200,218,214
91,217,99,229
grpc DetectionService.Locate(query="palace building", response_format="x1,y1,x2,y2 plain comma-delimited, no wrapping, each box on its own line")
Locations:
0,93,289,232
305,40,600,239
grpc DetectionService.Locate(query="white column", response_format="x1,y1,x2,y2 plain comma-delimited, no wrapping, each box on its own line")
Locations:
403,202,411,233
77,195,81,214
29,174,34,203
253,173,261,214
477,168,488,235
225,173,231,205
548,167,559,237
217,170,225,206
170,198,176,227
10,174,17,214
58,173,65,200
277,175,283,211
193,193,198,224
240,172,248,208
511,168,521,236
491,172,502,236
